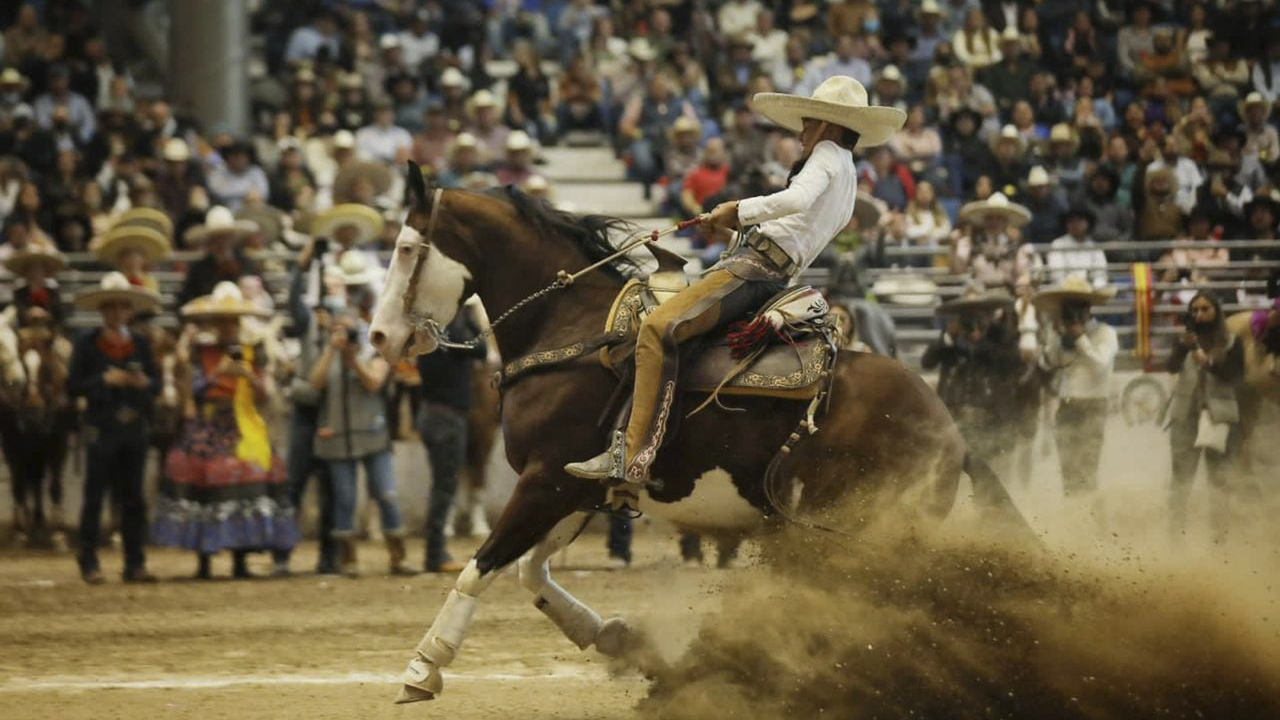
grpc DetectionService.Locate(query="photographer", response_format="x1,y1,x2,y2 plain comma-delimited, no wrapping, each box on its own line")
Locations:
309,250,414,578
1164,291,1245,541
1034,276,1118,499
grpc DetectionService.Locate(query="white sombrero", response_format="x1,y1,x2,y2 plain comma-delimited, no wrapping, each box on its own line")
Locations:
1031,274,1116,313
184,206,258,246
181,281,271,319
871,271,939,306
958,192,1032,227
326,250,380,286
4,245,67,276
751,76,906,149
74,271,161,313
853,191,883,231
311,203,385,245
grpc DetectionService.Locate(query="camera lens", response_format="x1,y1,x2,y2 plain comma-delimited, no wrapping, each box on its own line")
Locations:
346,327,360,344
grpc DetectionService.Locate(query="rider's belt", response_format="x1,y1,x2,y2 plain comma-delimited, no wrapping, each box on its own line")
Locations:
742,230,797,276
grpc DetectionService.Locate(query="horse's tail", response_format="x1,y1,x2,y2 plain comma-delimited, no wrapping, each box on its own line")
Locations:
962,452,1040,544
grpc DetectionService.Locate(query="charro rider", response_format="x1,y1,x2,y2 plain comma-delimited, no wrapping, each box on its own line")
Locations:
565,76,904,489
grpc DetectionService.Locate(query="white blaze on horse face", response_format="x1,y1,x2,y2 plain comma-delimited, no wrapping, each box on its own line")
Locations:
638,468,764,532
369,220,471,362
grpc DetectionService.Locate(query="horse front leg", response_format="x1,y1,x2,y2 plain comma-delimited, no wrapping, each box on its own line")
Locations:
396,468,585,704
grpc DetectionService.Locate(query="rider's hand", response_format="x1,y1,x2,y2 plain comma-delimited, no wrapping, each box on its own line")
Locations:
701,201,739,229
762,310,786,330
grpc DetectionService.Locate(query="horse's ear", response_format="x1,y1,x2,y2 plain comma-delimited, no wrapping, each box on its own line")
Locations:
405,160,427,208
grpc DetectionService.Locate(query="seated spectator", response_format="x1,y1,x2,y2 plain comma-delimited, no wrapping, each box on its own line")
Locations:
662,116,702,212
1046,207,1109,289
1020,166,1069,246
387,74,429,133
1137,27,1195,97
436,133,483,188
494,130,535,187
207,141,269,213
716,34,760,106
1074,166,1134,245
1194,36,1250,120
1171,96,1216,163
335,72,372,132
1157,209,1230,287
1044,123,1087,197
1117,2,1156,82
1062,11,1100,74
1147,135,1205,214
1136,167,1184,254
33,65,94,144
618,72,695,197
411,102,455,175
981,124,1027,197
284,11,340,65
506,40,554,143
982,28,1034,117
178,206,261,306
889,104,942,177
680,138,729,219
1196,149,1253,235
748,8,788,67
723,101,767,175
952,8,1002,70
355,100,412,165
804,34,873,92
1028,71,1066,127
719,0,764,38
861,146,914,211
944,107,989,197
770,34,813,94
1182,2,1213,65
155,138,206,223
910,1,948,68
268,138,315,213
952,192,1037,289
903,180,952,257
871,65,908,113
935,64,997,124
1251,36,1280,112
556,53,605,134
464,90,510,167
1241,92,1280,169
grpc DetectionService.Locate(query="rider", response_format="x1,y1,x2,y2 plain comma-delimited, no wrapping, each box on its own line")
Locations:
565,76,904,488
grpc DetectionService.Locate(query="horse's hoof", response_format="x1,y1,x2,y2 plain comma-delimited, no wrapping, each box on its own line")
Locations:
394,684,436,704
594,617,633,658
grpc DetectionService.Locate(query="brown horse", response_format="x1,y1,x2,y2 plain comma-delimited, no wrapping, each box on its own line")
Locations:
368,167,1018,703
1228,307,1280,470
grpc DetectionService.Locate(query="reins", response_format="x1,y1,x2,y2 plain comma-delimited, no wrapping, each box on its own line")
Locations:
400,187,699,352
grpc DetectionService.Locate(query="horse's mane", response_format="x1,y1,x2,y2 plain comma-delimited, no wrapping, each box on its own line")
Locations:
495,186,639,279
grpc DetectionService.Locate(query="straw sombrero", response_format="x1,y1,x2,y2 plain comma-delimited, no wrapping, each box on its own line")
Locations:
113,207,174,239
937,287,1014,315
1045,123,1079,153
958,192,1032,227
4,246,67,276
91,225,170,265
326,250,380,286
311,203,385,245
332,160,393,203
181,281,271,319
1031,274,1116,314
751,76,906,149
871,272,939,306
853,191,883,231
74,271,161,313
183,206,257,246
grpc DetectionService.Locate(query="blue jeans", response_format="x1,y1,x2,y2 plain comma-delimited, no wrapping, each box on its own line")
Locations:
329,449,403,535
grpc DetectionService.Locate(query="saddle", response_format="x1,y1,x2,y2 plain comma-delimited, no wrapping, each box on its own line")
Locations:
600,243,837,401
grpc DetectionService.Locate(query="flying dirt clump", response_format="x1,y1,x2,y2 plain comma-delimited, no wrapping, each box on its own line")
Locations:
638,517,1280,720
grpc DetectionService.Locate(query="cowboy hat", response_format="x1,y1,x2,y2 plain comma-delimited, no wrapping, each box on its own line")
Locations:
326,250,380,287
937,286,1014,316
91,225,170,265
751,76,906,149
333,129,356,150
877,65,904,85
1046,123,1079,152
469,89,498,110
311,203,385,245
183,206,258,246
522,174,550,194
162,137,190,163
871,271,939,306
112,207,174,239
628,37,658,62
506,129,533,152
1239,91,1268,121
1026,165,1053,187
667,115,702,139
74,271,161,313
988,123,1026,154
1031,274,1116,313
0,67,28,89
789,1,819,23
181,281,271,319
918,0,942,15
958,192,1032,227
4,246,67,276
440,67,467,89
999,26,1021,44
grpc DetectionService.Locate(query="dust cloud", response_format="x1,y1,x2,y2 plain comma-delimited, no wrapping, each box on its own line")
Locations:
636,494,1280,720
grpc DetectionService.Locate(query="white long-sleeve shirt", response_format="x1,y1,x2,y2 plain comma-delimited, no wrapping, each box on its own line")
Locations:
1041,321,1117,400
1045,234,1109,289
736,140,856,273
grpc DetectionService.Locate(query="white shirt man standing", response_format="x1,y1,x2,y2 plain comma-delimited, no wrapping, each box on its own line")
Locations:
1045,207,1110,289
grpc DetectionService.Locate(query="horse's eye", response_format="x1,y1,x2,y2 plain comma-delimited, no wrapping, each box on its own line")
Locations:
398,245,414,256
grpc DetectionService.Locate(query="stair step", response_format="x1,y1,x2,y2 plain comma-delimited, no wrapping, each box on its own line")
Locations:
540,146,626,182
554,180,655,218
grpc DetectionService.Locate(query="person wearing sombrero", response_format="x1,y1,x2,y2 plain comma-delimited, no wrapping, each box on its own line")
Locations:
1046,206,1109,290
1020,165,1068,245
566,75,905,490
5,245,68,330
90,208,173,293
152,282,297,580
1034,274,1118,499
66,272,163,584
922,284,1022,463
305,202,385,301
177,205,261,307
951,191,1038,290
1240,92,1279,169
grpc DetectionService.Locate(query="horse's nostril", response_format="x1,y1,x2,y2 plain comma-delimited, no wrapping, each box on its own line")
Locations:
369,330,386,347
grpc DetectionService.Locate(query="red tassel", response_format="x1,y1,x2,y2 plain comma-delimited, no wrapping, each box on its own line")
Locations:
727,316,773,359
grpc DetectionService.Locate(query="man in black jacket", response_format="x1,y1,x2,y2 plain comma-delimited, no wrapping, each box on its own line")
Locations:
416,308,487,573
67,273,162,584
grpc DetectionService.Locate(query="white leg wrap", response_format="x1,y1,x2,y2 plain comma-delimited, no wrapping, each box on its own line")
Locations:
534,581,603,650
414,589,477,666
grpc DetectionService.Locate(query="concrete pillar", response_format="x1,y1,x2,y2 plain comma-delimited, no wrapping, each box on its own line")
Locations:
168,0,250,137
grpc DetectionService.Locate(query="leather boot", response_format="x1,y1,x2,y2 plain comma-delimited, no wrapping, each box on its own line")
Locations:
338,535,359,578
386,535,418,576
564,431,626,482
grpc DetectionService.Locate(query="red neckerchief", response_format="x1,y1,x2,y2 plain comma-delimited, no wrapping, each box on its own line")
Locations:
97,330,135,362
126,274,146,287
216,258,242,277
27,286,50,305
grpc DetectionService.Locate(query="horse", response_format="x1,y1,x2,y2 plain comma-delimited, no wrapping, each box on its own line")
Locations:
367,166,1023,703
1228,307,1280,473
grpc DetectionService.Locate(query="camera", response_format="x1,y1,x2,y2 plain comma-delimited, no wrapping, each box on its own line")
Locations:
227,344,244,362
314,237,330,256
346,326,360,344
1061,334,1077,350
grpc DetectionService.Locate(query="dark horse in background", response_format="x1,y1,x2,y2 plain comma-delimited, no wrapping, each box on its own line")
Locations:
368,164,1023,703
